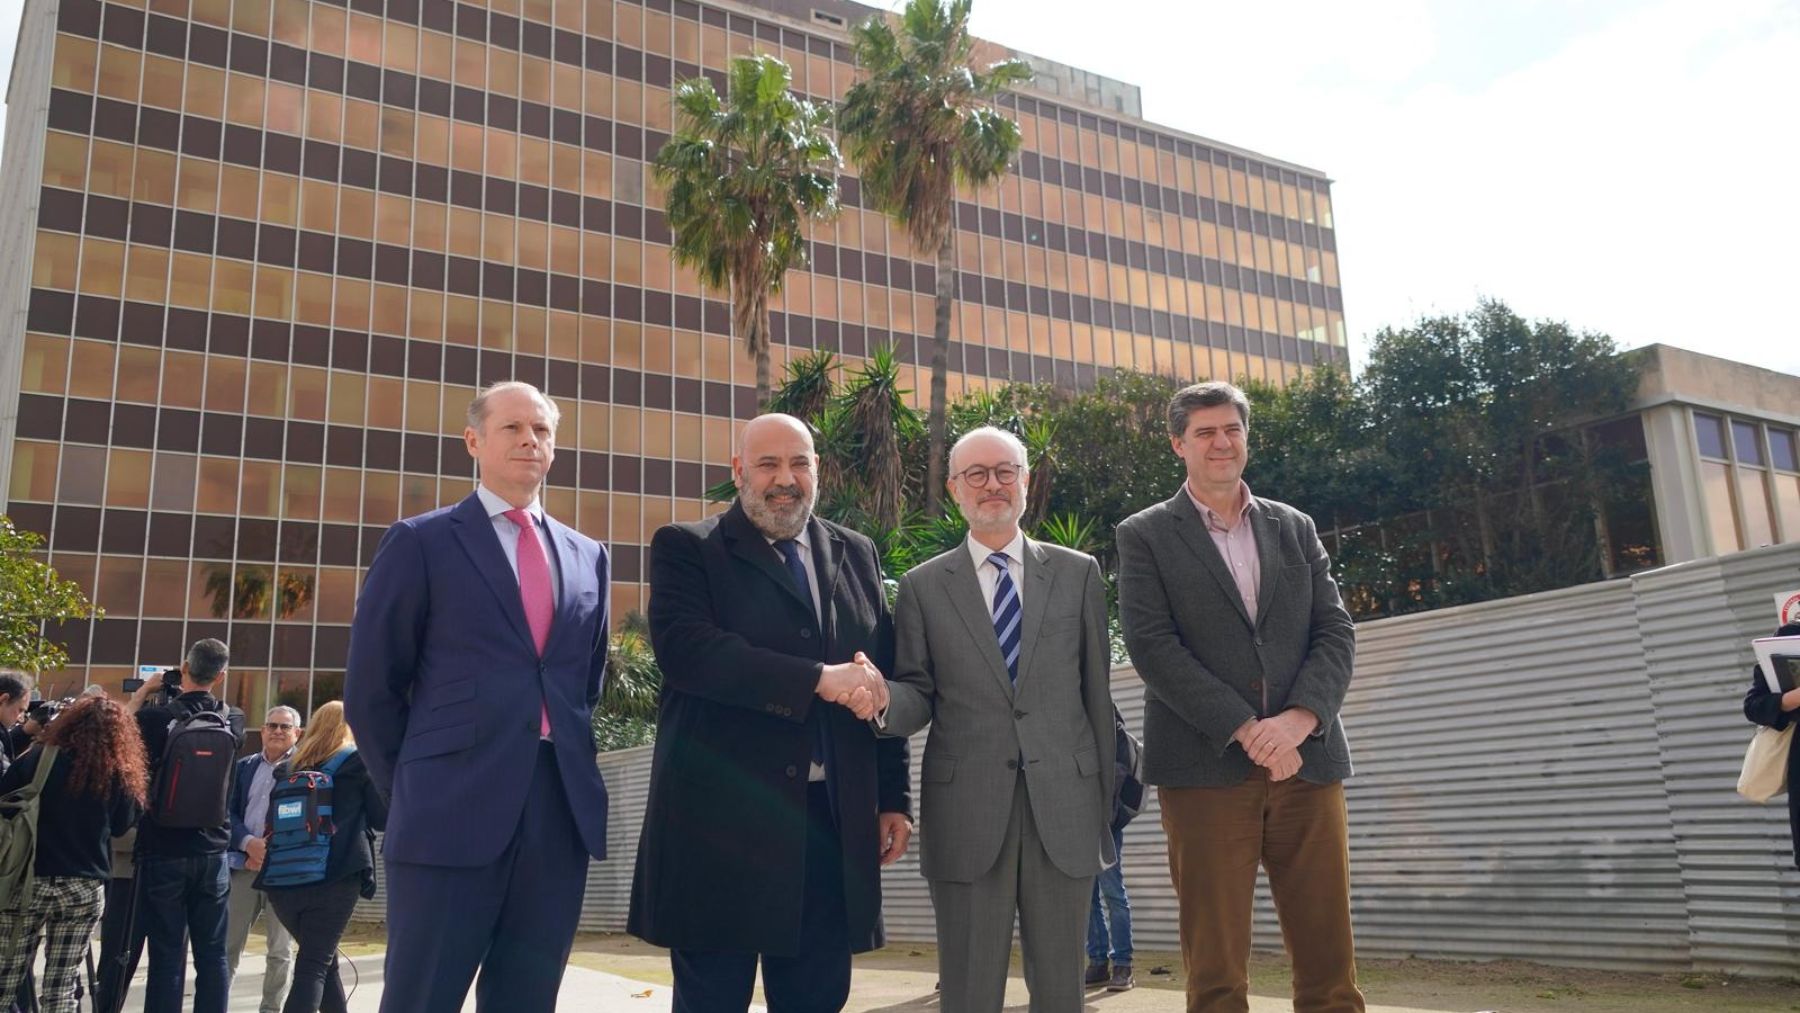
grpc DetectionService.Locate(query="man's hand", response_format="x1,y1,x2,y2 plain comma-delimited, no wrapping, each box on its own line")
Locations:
1240,708,1318,768
126,677,159,715
878,812,913,866
818,655,886,720
244,836,267,871
1264,747,1302,782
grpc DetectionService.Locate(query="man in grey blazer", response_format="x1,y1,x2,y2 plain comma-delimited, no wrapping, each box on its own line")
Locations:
1117,381,1363,1013
882,426,1115,1013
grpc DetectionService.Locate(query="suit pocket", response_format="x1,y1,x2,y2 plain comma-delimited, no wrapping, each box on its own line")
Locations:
400,719,479,762
1073,744,1100,777
922,752,957,783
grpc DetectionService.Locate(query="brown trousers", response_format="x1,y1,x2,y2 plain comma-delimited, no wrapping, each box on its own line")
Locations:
1160,772,1365,1013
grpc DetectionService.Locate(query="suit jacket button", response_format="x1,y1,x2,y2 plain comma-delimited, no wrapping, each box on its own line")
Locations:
785,765,799,778
765,704,775,713
1249,679,1263,692
799,628,812,639
1255,636,1265,646
1013,709,1026,719
1006,759,1019,770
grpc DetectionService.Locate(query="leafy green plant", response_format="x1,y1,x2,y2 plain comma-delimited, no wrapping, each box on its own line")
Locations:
0,516,102,673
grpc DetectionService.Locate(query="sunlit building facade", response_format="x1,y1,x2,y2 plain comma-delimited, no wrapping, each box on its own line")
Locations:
0,0,1347,713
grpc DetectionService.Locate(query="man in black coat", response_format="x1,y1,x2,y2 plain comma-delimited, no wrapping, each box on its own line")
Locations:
629,413,912,1013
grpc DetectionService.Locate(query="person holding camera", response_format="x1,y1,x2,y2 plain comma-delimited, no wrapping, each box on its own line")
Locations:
255,701,385,1013
0,696,146,1013
0,674,28,777
126,639,246,1013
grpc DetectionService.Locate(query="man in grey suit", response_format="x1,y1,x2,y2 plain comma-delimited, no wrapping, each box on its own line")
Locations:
1117,381,1363,1013
881,425,1115,1013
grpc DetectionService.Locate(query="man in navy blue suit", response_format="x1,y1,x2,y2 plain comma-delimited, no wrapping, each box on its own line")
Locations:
345,380,611,1013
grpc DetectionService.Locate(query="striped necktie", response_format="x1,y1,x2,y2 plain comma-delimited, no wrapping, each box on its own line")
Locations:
989,552,1021,684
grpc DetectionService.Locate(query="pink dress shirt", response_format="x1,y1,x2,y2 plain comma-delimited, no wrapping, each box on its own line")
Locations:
1184,479,1261,623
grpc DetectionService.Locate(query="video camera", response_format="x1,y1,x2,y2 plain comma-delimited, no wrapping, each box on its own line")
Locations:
25,695,74,729
122,667,183,701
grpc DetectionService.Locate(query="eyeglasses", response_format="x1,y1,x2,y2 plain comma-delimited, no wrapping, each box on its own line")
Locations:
952,463,1023,488
263,722,296,731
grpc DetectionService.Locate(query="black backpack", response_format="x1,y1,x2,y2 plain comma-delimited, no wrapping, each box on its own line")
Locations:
1113,707,1145,830
148,700,237,829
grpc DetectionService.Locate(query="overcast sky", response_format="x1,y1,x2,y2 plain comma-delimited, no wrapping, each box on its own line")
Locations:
1,0,1794,376
950,0,1800,376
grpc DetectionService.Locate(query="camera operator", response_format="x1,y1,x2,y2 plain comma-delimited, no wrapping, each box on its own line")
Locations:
0,673,28,776
0,696,146,1013
126,639,245,1013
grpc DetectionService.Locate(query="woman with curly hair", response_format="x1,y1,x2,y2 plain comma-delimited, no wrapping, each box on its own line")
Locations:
0,695,146,1012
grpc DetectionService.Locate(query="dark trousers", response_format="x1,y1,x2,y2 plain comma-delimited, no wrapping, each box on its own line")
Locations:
138,852,231,1013
268,877,363,1013
380,742,589,1013
95,875,167,1013
671,781,851,1013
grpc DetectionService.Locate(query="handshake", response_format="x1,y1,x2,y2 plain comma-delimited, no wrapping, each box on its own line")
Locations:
815,651,889,722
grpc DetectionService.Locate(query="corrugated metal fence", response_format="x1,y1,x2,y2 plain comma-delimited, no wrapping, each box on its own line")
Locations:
356,542,1800,975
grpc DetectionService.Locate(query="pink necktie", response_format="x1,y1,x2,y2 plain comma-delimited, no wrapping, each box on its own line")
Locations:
504,508,554,739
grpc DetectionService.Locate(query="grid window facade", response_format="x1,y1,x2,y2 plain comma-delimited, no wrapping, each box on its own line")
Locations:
4,0,1346,713
1694,410,1800,556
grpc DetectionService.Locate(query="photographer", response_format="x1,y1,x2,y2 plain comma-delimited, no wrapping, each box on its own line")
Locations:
127,639,245,1013
0,696,146,1013
0,673,28,776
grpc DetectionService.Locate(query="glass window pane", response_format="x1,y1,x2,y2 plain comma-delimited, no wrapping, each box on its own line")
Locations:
1775,474,1800,545
1738,468,1775,548
1694,412,1727,459
151,452,198,512
1733,420,1765,466
1701,460,1740,554
59,445,108,505
1770,429,1798,473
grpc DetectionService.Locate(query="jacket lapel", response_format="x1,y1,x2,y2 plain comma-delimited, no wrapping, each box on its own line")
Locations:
1014,538,1055,688
1165,491,1253,629
807,516,842,641
541,516,586,657
449,493,537,655
721,501,816,622
1249,500,1283,629
942,549,1016,698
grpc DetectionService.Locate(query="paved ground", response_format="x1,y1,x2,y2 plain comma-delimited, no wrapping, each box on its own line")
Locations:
221,950,1462,1013
136,930,1792,1013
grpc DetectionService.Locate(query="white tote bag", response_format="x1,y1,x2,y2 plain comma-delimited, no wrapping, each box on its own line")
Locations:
1737,724,1793,803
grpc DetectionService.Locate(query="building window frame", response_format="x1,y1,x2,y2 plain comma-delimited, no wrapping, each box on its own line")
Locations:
1693,409,1799,552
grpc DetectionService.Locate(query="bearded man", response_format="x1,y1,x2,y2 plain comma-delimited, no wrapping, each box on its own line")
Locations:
628,413,914,1013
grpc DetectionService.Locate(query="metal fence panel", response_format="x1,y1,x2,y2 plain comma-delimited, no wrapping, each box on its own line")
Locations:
356,542,1800,976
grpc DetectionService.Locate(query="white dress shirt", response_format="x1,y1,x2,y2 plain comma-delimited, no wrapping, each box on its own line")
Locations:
968,529,1028,611
476,484,562,603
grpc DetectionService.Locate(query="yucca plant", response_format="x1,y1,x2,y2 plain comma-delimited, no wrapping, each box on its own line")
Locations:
1034,512,1099,555
767,350,839,423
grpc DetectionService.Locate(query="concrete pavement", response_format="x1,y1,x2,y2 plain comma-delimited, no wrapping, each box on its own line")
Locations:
221,951,1468,1013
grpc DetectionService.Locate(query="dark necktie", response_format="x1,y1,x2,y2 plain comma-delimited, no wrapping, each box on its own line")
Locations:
990,551,1021,684
775,538,814,619
776,538,827,771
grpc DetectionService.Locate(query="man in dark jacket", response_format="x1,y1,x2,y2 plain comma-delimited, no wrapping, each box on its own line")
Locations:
629,413,912,1013
0,673,28,777
126,639,245,1013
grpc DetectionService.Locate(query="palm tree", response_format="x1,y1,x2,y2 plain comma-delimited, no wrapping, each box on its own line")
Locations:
840,0,1031,514
654,55,840,405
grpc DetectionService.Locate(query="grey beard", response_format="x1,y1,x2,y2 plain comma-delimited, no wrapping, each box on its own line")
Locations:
741,485,814,540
